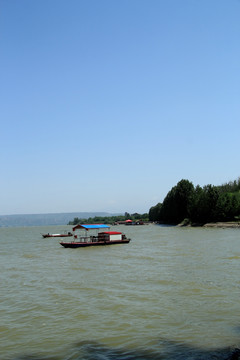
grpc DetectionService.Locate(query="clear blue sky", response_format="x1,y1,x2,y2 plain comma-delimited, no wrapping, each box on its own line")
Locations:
1,0,240,216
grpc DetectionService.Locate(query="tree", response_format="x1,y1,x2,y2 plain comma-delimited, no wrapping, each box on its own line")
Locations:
124,212,131,219
149,203,162,221
160,179,194,224
188,184,220,223
215,192,240,221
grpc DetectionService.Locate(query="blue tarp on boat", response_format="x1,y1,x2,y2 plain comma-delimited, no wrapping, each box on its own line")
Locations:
72,224,110,231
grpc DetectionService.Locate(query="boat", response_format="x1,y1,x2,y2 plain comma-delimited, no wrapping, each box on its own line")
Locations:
60,224,131,248
42,231,73,238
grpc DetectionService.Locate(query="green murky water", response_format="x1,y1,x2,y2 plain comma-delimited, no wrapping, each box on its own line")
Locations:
1,224,240,359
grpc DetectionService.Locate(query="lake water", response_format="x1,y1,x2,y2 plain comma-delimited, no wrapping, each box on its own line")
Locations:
1,224,240,360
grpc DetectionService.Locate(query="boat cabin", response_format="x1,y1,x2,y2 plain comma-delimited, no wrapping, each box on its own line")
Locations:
98,231,124,242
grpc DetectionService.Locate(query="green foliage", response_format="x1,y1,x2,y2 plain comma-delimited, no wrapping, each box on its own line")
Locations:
159,179,195,224
149,203,162,222
188,184,220,223
150,177,240,225
68,212,149,225
69,177,240,226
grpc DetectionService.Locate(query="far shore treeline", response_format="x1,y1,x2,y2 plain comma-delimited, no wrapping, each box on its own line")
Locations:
68,212,149,225
68,177,240,227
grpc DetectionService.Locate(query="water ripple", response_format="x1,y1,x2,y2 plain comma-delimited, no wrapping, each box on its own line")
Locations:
1,225,240,359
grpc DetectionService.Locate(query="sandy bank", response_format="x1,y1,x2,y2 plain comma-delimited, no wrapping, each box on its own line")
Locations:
203,222,240,228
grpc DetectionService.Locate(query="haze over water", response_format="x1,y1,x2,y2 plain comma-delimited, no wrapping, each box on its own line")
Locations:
1,224,240,359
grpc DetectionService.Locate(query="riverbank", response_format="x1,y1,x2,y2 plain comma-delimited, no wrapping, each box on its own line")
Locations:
177,220,240,228
203,222,240,228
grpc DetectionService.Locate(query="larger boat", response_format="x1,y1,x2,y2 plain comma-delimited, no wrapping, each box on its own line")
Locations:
60,224,131,248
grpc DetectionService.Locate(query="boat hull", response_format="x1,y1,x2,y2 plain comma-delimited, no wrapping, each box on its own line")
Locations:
42,234,73,238
60,239,130,248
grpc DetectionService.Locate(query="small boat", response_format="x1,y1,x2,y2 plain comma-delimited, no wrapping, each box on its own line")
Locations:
42,231,73,238
60,224,131,248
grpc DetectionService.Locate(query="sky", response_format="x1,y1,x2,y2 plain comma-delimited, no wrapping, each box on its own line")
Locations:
1,0,240,216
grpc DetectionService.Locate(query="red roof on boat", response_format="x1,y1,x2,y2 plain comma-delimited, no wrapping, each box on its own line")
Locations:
100,231,122,235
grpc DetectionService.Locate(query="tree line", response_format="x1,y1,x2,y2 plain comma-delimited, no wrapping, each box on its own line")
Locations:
68,177,240,226
149,178,240,225
68,212,149,225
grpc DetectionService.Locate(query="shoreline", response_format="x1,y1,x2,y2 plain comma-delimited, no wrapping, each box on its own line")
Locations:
203,222,240,228
177,221,240,228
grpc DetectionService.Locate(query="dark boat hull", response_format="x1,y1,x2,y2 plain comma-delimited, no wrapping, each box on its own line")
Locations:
42,234,73,238
60,239,130,248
